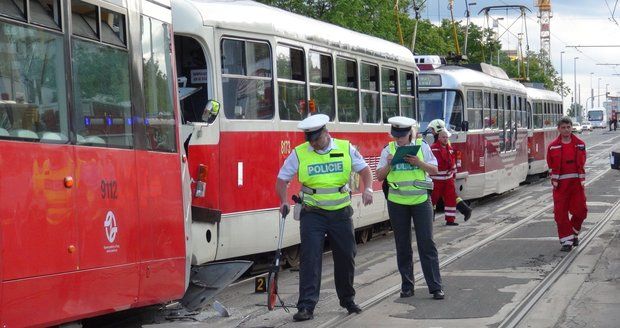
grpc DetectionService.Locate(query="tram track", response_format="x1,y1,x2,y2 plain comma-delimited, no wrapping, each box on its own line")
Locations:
316,135,619,328
184,132,619,328
498,198,620,328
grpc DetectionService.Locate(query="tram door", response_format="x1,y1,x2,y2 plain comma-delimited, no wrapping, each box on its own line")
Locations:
174,33,220,264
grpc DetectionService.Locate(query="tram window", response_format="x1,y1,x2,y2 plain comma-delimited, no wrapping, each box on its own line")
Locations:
360,63,379,123
221,39,274,120
447,91,463,131
399,70,415,119
308,51,334,120
526,102,532,129
30,0,61,29
277,45,306,121
72,40,132,147
381,67,398,123
336,58,359,122
175,35,208,124
100,8,125,47
0,21,68,142
72,0,98,41
483,92,491,128
466,90,482,130
0,0,26,20
142,16,176,152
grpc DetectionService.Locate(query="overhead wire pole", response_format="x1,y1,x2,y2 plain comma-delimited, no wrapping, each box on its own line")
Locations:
410,0,426,53
394,0,405,46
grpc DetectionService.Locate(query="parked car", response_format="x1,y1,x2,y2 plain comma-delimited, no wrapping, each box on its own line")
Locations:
572,122,583,134
582,121,593,131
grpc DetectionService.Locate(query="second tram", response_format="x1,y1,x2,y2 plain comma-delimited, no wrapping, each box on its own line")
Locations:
415,56,529,200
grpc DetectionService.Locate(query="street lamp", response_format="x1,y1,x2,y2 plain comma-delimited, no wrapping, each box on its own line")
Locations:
560,51,565,110
597,77,602,107
573,56,578,121
590,72,594,109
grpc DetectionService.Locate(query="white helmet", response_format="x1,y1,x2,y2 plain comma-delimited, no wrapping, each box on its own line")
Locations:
428,119,447,133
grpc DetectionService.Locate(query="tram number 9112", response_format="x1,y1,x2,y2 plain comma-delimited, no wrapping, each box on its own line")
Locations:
101,180,118,199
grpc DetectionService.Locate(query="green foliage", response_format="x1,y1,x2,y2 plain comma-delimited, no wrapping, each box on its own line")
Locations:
258,1,563,92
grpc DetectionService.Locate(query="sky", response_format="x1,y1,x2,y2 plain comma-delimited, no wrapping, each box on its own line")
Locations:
419,0,620,110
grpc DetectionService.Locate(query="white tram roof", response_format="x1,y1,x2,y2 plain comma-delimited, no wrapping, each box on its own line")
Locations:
172,0,417,67
525,87,562,102
419,65,527,95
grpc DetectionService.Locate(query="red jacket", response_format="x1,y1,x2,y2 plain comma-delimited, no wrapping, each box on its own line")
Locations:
546,134,586,184
430,141,456,180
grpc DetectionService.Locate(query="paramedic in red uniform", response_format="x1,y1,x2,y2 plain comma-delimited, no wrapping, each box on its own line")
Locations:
430,129,465,226
546,116,588,252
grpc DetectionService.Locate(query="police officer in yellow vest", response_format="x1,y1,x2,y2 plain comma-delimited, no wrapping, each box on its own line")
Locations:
276,114,374,321
376,116,445,300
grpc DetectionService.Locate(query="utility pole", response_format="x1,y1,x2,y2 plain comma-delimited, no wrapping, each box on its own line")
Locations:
590,72,594,109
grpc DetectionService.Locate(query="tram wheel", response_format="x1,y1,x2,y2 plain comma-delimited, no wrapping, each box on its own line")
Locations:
283,245,300,268
355,228,372,244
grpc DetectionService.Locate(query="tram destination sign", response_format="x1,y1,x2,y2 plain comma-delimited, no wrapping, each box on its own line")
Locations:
418,74,442,87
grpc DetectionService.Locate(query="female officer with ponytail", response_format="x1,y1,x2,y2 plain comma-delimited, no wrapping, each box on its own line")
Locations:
376,116,445,300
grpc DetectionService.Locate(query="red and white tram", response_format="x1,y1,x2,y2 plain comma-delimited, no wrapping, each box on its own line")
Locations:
525,86,563,176
0,0,191,326
171,0,419,265
415,56,529,200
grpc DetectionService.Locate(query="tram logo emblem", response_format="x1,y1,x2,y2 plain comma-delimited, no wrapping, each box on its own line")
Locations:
104,210,118,243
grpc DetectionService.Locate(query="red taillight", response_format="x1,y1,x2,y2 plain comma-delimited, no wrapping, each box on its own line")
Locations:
455,150,462,168
195,164,208,197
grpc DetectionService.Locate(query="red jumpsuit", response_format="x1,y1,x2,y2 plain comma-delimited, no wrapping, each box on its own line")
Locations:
546,134,587,245
430,141,457,223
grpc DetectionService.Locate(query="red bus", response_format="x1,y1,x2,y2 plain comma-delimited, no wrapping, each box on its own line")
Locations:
0,0,189,326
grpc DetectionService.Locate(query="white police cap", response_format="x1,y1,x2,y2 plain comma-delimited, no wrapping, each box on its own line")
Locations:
298,114,329,141
387,116,417,137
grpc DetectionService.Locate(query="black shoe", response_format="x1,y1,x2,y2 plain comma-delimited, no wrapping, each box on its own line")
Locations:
432,290,445,300
457,200,472,221
446,221,459,226
345,303,362,314
400,290,414,298
293,309,314,321
573,236,579,246
560,244,573,252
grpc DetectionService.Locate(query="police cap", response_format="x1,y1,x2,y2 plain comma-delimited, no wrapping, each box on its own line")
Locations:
387,116,417,138
298,114,329,141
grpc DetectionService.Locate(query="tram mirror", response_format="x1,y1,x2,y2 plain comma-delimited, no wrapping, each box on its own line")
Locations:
461,120,469,132
203,99,221,124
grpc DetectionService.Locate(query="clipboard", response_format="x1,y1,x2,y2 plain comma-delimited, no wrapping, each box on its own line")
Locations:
391,145,421,166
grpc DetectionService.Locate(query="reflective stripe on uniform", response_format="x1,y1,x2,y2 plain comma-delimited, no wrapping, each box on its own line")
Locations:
301,185,348,195
303,194,351,207
388,188,428,196
551,173,586,180
430,175,452,180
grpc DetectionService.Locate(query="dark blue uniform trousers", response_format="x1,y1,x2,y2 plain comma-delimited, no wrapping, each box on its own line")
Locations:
297,206,356,312
387,198,442,294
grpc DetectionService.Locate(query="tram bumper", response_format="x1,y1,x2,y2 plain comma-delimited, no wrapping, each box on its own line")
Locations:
180,260,252,311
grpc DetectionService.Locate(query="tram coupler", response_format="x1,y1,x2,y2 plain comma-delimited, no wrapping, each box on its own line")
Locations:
180,260,252,311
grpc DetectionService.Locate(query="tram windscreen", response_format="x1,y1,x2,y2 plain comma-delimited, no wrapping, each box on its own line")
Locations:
418,90,461,131
588,110,603,122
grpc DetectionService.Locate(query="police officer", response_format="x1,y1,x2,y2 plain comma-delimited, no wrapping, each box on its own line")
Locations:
546,116,588,251
376,116,445,300
275,114,374,321
426,119,472,221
